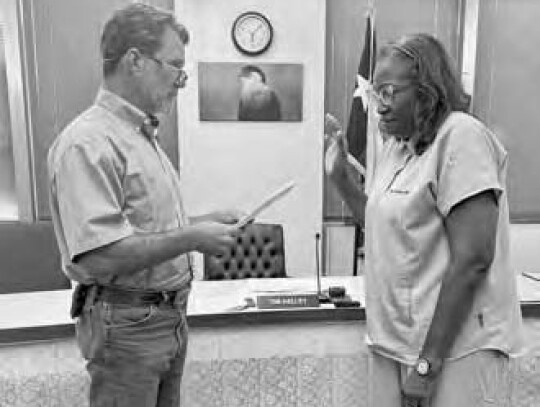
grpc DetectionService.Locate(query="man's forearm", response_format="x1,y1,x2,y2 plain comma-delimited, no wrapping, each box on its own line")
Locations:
76,227,197,278
190,210,241,225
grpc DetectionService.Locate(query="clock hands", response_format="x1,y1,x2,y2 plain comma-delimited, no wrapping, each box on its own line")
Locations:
249,22,263,43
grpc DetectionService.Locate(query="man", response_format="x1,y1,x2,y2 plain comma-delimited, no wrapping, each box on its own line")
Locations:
238,64,282,121
47,4,242,406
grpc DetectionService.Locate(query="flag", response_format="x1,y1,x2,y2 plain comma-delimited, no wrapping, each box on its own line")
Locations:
346,10,376,267
346,11,376,168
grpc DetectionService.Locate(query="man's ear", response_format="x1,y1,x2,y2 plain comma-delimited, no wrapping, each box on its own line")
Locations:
124,47,145,75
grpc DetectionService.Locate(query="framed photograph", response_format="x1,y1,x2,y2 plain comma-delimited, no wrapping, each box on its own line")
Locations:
198,62,303,122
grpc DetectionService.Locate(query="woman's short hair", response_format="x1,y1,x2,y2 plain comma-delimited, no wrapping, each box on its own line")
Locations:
100,3,189,77
379,33,470,154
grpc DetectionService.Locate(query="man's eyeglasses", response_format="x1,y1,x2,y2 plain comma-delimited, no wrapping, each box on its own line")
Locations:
367,82,414,106
146,55,188,83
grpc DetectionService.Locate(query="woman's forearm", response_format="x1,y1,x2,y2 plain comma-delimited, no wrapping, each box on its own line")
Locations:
420,191,498,368
420,258,489,363
330,164,367,226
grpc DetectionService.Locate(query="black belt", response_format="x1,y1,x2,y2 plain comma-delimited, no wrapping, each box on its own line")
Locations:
97,285,179,306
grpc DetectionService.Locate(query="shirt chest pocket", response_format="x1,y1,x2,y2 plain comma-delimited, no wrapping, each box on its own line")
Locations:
385,165,436,232
386,161,418,194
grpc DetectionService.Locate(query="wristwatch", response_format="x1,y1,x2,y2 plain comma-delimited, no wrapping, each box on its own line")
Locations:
415,358,432,377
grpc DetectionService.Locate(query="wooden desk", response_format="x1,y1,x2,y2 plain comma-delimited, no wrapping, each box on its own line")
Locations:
187,276,365,326
184,277,368,406
1,276,540,406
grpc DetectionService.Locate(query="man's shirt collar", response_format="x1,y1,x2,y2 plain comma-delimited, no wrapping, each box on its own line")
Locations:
95,87,159,140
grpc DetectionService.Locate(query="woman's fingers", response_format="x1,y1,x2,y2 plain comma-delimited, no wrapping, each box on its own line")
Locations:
324,113,343,138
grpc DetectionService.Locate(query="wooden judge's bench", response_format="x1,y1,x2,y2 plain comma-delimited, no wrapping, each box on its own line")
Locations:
1,275,540,406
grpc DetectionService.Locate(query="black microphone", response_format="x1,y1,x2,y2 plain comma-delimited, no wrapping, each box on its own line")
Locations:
315,232,360,308
315,232,321,295
315,232,331,303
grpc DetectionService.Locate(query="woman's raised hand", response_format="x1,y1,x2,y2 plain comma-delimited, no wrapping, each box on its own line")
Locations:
324,113,349,178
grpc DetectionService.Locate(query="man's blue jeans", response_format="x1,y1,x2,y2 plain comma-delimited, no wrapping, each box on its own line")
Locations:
76,285,190,407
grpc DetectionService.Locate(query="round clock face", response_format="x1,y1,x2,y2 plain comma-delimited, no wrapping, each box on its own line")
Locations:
232,12,273,56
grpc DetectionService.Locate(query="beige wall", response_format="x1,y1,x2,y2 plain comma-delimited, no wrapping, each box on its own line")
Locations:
176,0,326,277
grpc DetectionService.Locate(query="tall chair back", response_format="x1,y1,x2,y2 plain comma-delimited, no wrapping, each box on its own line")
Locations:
204,223,286,280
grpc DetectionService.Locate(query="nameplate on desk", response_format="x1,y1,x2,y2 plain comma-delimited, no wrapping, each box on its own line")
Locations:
256,293,320,309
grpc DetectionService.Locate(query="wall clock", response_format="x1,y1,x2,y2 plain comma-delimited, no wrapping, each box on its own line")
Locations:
231,11,273,56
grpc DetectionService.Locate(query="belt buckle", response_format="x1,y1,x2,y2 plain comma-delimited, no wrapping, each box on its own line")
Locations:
161,291,176,305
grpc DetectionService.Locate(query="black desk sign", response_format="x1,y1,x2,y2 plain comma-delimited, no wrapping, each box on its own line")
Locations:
256,293,320,309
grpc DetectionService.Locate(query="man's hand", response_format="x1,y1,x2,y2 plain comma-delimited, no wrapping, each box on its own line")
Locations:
206,209,247,225
190,209,247,225
190,222,239,256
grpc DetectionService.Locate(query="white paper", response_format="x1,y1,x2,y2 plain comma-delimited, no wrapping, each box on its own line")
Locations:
236,180,296,227
347,153,366,175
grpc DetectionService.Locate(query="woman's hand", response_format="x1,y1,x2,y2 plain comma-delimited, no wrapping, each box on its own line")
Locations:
401,367,438,406
322,113,368,225
324,113,349,179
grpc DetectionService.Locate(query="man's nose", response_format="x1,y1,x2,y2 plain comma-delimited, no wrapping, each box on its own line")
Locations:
174,72,188,88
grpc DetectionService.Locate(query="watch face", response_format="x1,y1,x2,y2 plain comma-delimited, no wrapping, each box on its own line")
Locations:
416,359,431,376
232,12,273,55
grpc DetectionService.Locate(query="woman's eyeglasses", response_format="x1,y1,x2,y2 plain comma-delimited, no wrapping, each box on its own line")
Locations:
368,82,414,106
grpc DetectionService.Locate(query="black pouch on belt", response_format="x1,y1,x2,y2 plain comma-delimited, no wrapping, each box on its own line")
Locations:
70,283,90,319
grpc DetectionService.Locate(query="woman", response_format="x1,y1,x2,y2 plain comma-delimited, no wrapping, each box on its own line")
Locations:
325,33,522,407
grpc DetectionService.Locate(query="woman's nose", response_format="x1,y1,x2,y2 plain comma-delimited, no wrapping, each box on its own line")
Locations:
376,100,390,115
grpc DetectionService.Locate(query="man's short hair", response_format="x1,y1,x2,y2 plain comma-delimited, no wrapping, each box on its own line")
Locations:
100,3,189,77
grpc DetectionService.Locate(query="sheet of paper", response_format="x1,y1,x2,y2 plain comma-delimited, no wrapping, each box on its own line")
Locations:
519,273,540,302
346,153,366,176
236,180,296,227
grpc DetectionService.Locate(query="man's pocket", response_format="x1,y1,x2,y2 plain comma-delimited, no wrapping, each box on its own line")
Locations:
76,301,107,361
103,303,156,329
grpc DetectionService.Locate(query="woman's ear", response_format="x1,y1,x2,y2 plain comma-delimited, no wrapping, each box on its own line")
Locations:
417,85,437,110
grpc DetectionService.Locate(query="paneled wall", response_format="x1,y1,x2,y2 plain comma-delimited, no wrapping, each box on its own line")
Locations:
474,0,540,222
22,0,178,219
0,0,177,293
